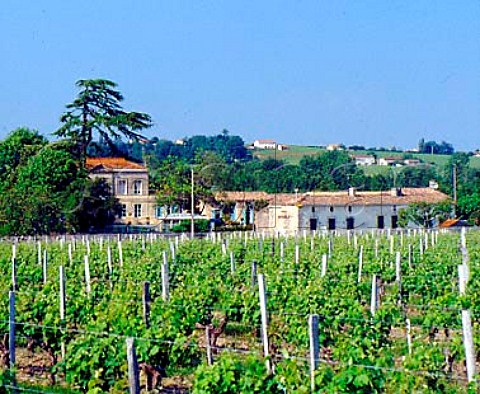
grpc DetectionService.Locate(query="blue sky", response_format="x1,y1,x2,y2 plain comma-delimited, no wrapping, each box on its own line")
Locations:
1,1,479,150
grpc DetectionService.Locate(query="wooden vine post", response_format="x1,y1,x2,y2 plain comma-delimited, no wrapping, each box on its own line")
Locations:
107,245,113,289
59,266,66,361
251,260,258,288
458,242,476,383
308,314,320,392
461,310,476,383
258,274,271,374
126,338,140,394
206,326,213,366
321,254,327,278
84,255,91,294
357,245,363,283
43,249,48,285
161,262,170,302
370,274,378,316
230,251,235,274
143,281,151,328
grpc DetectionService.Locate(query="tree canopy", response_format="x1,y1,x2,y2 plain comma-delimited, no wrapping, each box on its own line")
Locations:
0,128,121,235
54,79,153,160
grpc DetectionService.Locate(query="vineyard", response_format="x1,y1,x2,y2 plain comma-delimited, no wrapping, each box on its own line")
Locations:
0,229,478,393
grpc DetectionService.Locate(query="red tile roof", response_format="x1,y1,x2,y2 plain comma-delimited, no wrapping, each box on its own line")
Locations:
216,188,449,206
256,139,276,144
86,157,146,170
300,188,448,206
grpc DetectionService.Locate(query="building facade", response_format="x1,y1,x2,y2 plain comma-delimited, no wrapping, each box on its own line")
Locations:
87,158,160,226
253,139,277,149
352,154,376,166
87,157,209,231
212,187,449,234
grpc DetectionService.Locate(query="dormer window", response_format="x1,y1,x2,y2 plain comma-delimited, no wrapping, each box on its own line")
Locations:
133,180,143,195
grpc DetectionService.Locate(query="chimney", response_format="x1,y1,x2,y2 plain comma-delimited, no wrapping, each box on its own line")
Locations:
348,187,356,197
390,187,402,197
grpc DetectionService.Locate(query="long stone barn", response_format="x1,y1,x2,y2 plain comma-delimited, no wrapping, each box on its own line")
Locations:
212,187,449,233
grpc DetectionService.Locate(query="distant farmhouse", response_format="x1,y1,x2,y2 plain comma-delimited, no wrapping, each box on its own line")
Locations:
378,157,422,167
403,158,421,166
252,139,288,150
378,157,401,166
351,154,376,166
205,187,449,233
326,143,345,151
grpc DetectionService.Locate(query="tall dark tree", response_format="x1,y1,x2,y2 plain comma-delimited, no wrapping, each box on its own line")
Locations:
54,79,153,160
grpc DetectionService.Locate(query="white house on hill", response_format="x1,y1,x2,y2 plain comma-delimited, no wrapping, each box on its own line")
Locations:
352,154,376,166
253,139,277,149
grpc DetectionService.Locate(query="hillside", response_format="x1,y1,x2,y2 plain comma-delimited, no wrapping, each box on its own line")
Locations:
253,145,480,172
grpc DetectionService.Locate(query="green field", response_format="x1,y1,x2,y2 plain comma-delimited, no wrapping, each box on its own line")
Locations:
253,145,325,165
253,145,480,172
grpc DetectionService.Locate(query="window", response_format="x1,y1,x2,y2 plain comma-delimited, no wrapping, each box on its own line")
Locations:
121,204,127,218
328,218,336,230
391,215,398,229
118,179,127,195
212,209,221,220
133,180,143,195
309,218,317,231
156,206,164,218
392,205,397,212
329,206,334,213
134,204,142,218
311,206,315,213
346,217,354,230
245,204,252,225
377,215,385,229
348,205,352,213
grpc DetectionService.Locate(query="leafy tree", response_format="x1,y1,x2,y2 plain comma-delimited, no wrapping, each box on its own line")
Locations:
398,201,451,228
418,139,454,155
54,79,152,160
298,151,365,191
73,178,122,232
151,158,192,213
396,166,438,188
364,173,392,191
0,129,121,235
0,128,47,185
457,194,480,224
0,145,84,235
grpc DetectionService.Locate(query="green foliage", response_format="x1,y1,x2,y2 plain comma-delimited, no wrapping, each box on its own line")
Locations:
418,138,454,155
298,150,365,191
73,178,122,232
193,354,281,393
171,219,210,233
396,166,438,188
0,229,476,392
0,144,84,235
54,79,152,159
0,129,121,235
398,201,451,228
0,127,47,185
